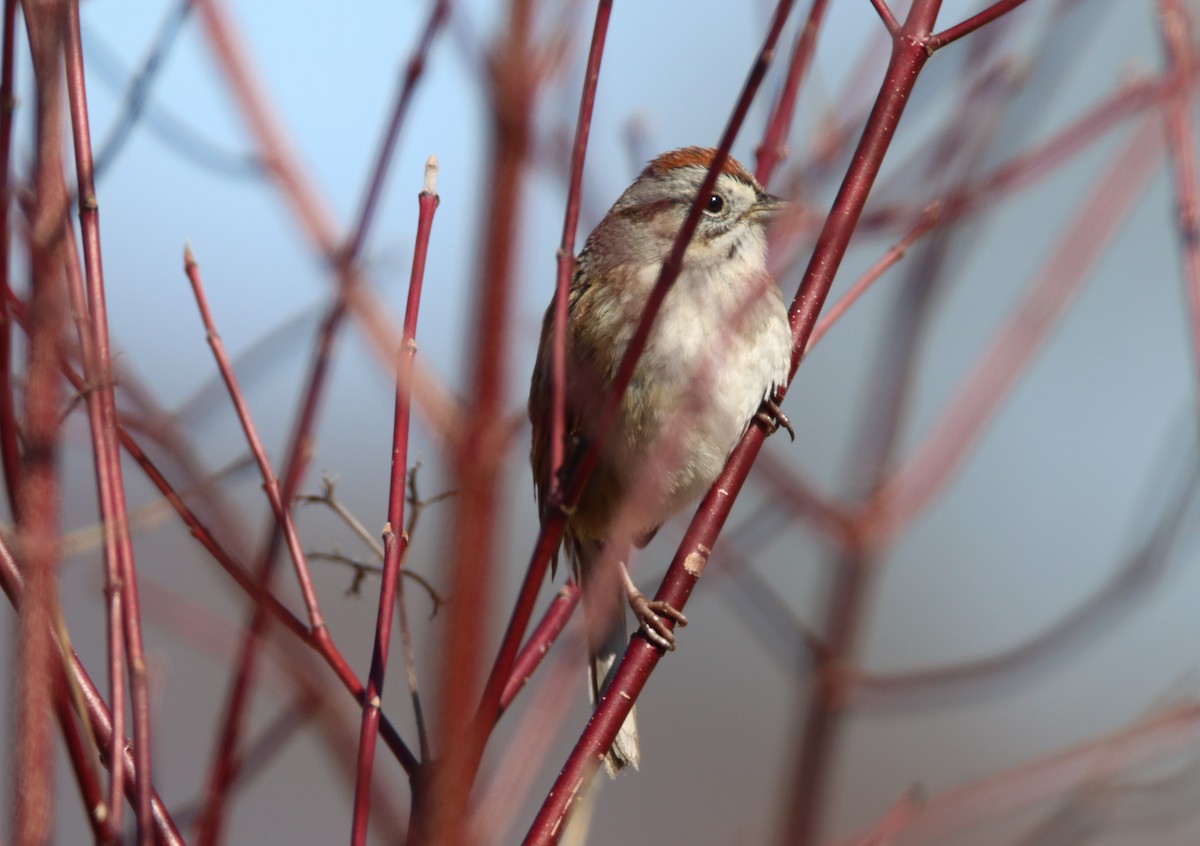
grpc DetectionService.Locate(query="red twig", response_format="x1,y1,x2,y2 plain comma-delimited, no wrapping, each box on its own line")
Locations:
0,0,19,520
807,201,942,350
194,319,342,845
8,312,419,783
1157,0,1200,396
859,60,1200,235
929,0,1031,50
780,4,1072,840
54,683,119,843
499,581,580,712
61,206,131,839
857,430,1198,706
350,157,439,846
866,0,900,35
183,247,329,629
756,0,832,182
549,0,612,503
63,5,155,838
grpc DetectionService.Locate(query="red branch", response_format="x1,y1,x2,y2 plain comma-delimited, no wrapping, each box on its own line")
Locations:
867,0,900,35
929,0,1031,49
63,5,155,838
500,581,580,712
178,250,418,773
835,702,1200,845
183,248,329,631
350,157,440,845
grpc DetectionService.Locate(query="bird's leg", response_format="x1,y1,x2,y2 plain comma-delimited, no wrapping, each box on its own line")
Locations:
755,396,794,441
618,560,687,651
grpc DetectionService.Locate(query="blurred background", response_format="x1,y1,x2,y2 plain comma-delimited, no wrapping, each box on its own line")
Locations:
4,1,1200,844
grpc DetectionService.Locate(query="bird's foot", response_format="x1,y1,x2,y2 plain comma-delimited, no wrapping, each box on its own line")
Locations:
755,397,794,441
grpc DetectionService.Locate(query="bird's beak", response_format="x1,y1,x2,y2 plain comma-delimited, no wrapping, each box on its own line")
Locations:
753,191,789,218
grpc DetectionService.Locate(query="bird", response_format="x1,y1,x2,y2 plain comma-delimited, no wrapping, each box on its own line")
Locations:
528,146,793,775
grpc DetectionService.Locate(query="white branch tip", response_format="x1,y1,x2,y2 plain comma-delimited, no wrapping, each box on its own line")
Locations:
423,155,439,195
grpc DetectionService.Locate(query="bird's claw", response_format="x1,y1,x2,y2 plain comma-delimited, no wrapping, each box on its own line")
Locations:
627,589,688,651
755,397,794,441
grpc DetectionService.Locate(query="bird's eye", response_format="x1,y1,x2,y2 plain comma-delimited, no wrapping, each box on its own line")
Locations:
705,194,726,215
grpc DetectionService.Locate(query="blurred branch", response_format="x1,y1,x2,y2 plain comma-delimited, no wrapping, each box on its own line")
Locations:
871,118,1163,537
428,0,539,837
756,0,832,182
84,9,264,180
1157,0,1200,399
0,0,19,520
835,701,1200,846
856,416,1200,710
14,4,71,843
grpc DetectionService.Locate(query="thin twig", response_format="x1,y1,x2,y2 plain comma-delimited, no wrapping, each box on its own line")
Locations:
834,702,1200,845
308,551,444,610
807,201,942,350
299,475,386,557
180,250,420,780
350,156,440,845
183,246,327,630
499,581,580,712
36,339,422,778
64,5,155,838
399,463,437,759
866,0,900,35
929,0,1031,50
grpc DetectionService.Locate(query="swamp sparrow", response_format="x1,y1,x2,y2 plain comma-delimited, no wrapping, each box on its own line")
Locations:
528,147,793,775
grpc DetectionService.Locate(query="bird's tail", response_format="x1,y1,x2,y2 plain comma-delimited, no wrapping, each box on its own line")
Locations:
573,538,639,777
